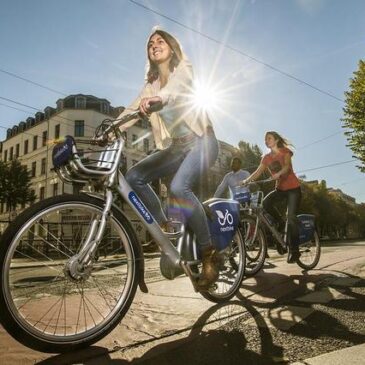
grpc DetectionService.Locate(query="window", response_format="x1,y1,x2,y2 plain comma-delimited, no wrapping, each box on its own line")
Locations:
56,100,64,111
9,147,13,161
122,131,128,147
141,119,148,129
132,134,137,149
143,138,149,153
75,96,86,109
39,186,45,201
101,102,109,114
33,135,38,150
24,140,29,155
54,124,60,139
53,183,58,197
42,131,47,147
31,161,36,178
74,120,84,137
15,144,20,158
41,158,46,175
4,150,7,162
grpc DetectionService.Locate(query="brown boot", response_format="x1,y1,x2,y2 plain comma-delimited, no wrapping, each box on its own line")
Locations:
197,246,220,291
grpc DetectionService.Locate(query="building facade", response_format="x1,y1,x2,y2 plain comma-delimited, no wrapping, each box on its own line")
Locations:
0,94,154,233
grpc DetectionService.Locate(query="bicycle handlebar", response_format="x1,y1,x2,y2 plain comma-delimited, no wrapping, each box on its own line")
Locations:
242,178,274,186
92,100,163,146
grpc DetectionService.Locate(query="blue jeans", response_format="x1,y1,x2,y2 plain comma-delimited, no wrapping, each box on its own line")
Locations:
125,132,219,247
263,187,302,248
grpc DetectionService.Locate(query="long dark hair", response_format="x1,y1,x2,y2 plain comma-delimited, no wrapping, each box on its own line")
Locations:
266,131,294,151
146,29,183,84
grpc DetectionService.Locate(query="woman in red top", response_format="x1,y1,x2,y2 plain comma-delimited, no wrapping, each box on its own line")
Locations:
242,131,301,263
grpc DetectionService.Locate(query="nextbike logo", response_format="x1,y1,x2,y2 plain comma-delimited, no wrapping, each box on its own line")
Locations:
216,209,234,232
128,192,153,224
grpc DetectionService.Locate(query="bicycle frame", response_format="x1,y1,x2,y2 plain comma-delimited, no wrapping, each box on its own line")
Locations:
55,136,198,288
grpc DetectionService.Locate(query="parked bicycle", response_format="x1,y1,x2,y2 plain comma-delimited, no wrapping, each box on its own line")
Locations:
235,179,320,273
0,109,246,353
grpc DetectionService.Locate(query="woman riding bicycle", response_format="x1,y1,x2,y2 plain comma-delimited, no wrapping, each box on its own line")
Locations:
115,28,219,290
242,131,301,263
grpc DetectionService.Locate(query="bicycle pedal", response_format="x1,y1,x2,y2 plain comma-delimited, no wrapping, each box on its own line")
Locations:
276,243,287,255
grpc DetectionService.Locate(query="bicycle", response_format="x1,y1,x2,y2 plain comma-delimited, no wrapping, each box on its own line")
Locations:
236,179,321,272
0,107,246,353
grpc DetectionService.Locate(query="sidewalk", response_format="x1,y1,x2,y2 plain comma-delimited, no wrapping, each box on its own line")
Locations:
0,245,363,364
292,343,365,365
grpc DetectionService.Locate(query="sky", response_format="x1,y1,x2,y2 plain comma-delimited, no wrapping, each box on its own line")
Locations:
0,0,364,202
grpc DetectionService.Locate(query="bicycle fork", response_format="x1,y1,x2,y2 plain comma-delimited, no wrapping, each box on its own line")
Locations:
64,190,114,281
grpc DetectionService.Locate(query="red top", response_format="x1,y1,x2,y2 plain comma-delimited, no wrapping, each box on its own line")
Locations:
262,147,300,191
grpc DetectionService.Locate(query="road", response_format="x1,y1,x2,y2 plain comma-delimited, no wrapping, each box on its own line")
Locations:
0,241,364,364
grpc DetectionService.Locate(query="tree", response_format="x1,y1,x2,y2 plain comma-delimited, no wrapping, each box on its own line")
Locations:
0,160,36,218
237,141,263,173
342,59,365,172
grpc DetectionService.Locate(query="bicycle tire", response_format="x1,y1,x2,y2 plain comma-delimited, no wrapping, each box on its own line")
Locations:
296,231,321,270
200,230,246,303
0,194,141,353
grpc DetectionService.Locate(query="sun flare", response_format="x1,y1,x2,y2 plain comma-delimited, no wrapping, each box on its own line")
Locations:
192,81,219,112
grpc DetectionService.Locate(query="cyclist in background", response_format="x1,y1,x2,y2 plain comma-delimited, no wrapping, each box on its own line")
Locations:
214,157,250,199
242,131,301,263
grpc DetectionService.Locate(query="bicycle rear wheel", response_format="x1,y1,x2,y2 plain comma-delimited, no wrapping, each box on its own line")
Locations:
0,194,140,353
200,230,246,303
296,231,321,270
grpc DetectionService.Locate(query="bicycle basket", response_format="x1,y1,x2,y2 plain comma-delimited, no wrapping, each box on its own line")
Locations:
233,186,251,204
52,135,123,184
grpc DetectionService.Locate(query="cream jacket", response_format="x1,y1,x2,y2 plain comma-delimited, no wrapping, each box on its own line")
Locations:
116,59,212,149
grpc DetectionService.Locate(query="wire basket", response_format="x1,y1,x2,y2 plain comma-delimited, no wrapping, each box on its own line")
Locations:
52,135,123,185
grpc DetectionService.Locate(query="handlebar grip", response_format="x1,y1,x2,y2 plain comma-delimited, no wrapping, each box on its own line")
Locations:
148,101,163,113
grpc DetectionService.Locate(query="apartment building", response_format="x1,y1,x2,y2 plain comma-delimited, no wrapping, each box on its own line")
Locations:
0,94,154,232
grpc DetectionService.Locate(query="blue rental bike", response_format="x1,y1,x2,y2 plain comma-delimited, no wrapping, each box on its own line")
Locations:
235,179,321,272
0,108,246,353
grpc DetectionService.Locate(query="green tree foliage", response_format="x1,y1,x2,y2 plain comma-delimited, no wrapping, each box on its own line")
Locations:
342,59,365,172
237,141,263,173
300,181,365,239
0,159,36,217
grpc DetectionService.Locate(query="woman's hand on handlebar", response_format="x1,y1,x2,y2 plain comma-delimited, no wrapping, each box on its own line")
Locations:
139,96,163,116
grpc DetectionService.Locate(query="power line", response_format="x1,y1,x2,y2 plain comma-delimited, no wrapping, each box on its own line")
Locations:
127,0,344,103
297,159,356,174
297,130,343,150
0,68,67,96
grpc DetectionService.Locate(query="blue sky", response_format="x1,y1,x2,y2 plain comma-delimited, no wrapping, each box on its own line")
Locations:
1,0,364,202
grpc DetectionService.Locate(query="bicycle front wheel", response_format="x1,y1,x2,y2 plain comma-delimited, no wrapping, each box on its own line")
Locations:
0,194,140,353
